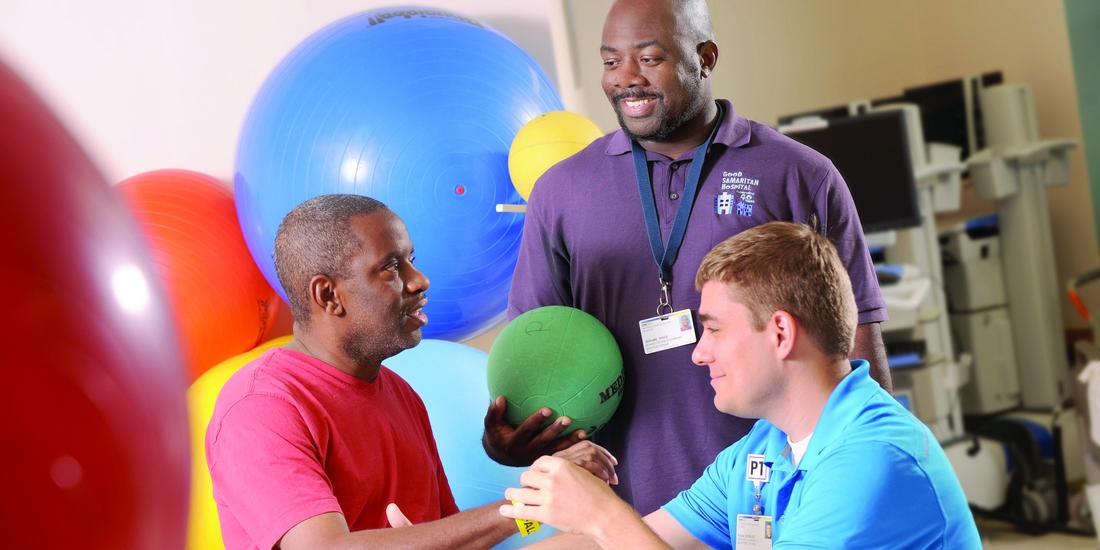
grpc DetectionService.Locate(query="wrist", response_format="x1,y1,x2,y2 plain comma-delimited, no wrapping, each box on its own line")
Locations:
589,499,645,547
482,435,523,466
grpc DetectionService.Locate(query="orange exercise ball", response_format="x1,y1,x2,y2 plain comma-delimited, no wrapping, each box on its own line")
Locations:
117,170,281,380
0,60,189,548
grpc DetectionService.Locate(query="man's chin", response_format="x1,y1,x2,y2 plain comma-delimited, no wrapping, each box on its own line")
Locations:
400,330,423,350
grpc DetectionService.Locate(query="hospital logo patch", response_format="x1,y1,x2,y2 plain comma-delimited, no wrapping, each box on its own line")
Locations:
719,170,759,217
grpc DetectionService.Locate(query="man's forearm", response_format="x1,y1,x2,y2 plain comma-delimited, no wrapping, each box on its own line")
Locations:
358,501,517,550
589,504,671,550
522,504,668,550
288,502,518,550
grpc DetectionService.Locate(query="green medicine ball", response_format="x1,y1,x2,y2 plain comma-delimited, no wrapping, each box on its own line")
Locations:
487,305,624,435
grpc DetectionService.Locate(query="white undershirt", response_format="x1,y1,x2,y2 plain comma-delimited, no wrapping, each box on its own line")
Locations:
788,432,814,467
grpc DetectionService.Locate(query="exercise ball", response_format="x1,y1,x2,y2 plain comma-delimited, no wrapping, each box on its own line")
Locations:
385,339,554,547
236,7,562,342
187,336,292,550
487,306,623,436
117,170,281,381
0,60,189,549
508,111,603,200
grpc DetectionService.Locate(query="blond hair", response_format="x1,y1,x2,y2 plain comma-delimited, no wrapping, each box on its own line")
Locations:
695,222,857,359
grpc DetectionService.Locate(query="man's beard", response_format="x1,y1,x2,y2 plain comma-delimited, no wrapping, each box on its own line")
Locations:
613,81,707,142
341,321,420,367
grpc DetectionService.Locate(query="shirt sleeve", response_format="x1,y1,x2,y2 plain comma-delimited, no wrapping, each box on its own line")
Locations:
507,169,573,318
813,163,888,325
661,440,744,549
208,393,341,550
775,443,948,549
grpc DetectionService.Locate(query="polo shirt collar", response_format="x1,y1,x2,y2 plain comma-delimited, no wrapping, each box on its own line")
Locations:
795,360,876,472
603,98,752,156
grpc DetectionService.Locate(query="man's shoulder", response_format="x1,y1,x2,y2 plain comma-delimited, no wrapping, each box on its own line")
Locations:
212,349,314,423
219,349,296,397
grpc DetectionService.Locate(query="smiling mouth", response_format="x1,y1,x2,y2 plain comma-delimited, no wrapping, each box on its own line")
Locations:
618,96,658,117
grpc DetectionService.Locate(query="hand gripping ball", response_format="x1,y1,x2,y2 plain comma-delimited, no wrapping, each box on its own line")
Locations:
486,306,624,436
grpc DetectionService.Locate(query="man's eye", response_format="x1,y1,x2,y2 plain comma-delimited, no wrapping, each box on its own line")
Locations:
602,59,619,68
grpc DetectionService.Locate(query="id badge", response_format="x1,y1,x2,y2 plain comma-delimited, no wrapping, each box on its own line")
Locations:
735,514,774,550
638,309,696,354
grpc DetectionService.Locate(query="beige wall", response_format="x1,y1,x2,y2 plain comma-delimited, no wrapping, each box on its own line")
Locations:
552,0,1097,329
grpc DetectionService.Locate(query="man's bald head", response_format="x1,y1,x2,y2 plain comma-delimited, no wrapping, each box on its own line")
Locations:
607,0,714,52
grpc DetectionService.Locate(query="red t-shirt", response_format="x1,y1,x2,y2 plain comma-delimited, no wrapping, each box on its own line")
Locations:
206,348,458,550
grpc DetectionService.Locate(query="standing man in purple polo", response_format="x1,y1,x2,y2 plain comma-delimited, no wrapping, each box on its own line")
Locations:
482,0,889,515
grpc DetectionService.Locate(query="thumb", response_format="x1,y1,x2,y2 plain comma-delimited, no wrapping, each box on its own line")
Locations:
386,503,413,528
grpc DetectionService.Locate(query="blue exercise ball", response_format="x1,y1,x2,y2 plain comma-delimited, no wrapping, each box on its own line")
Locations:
235,7,562,342
385,339,554,547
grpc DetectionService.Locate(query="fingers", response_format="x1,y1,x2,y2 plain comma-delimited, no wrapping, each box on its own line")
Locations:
588,441,619,466
385,503,412,528
505,485,548,506
536,422,582,453
513,406,555,438
483,396,506,430
499,500,544,523
567,449,617,484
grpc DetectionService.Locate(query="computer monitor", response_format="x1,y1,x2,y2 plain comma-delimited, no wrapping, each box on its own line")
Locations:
901,71,1003,159
784,110,921,234
776,104,851,127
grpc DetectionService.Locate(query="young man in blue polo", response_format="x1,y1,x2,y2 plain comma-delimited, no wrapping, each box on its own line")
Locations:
500,222,981,549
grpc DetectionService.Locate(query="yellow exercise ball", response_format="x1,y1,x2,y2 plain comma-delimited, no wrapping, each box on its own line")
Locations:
508,111,603,201
187,335,293,550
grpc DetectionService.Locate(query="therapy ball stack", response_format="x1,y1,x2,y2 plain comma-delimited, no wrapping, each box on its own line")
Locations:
234,7,563,342
487,306,624,435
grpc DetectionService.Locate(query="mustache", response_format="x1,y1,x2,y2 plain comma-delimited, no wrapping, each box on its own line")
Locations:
402,295,428,313
610,89,664,102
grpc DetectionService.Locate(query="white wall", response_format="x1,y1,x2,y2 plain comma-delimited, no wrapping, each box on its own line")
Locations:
0,0,558,184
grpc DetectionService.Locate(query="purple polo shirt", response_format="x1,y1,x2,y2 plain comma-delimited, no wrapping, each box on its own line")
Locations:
508,99,886,514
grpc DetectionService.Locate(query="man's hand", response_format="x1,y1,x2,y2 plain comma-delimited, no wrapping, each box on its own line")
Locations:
554,440,618,485
386,503,412,528
483,396,586,466
500,456,631,537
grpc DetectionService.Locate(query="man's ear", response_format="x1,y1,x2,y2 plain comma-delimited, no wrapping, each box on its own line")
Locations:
697,40,718,78
771,310,797,360
308,274,344,317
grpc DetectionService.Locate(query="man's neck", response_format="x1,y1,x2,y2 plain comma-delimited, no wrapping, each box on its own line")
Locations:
636,99,720,159
289,324,382,383
767,358,850,442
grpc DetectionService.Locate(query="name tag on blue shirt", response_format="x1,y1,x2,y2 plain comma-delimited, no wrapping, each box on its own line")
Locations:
736,514,774,549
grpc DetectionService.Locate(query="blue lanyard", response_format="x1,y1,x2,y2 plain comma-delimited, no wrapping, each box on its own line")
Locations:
630,103,724,314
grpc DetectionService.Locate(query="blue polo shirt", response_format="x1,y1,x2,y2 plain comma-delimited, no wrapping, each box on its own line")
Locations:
509,98,886,514
664,362,980,549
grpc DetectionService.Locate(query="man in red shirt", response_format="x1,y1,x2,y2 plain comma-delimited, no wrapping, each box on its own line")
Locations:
207,194,616,549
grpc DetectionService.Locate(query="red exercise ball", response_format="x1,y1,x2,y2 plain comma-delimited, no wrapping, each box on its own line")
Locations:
0,61,190,548
117,170,281,380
